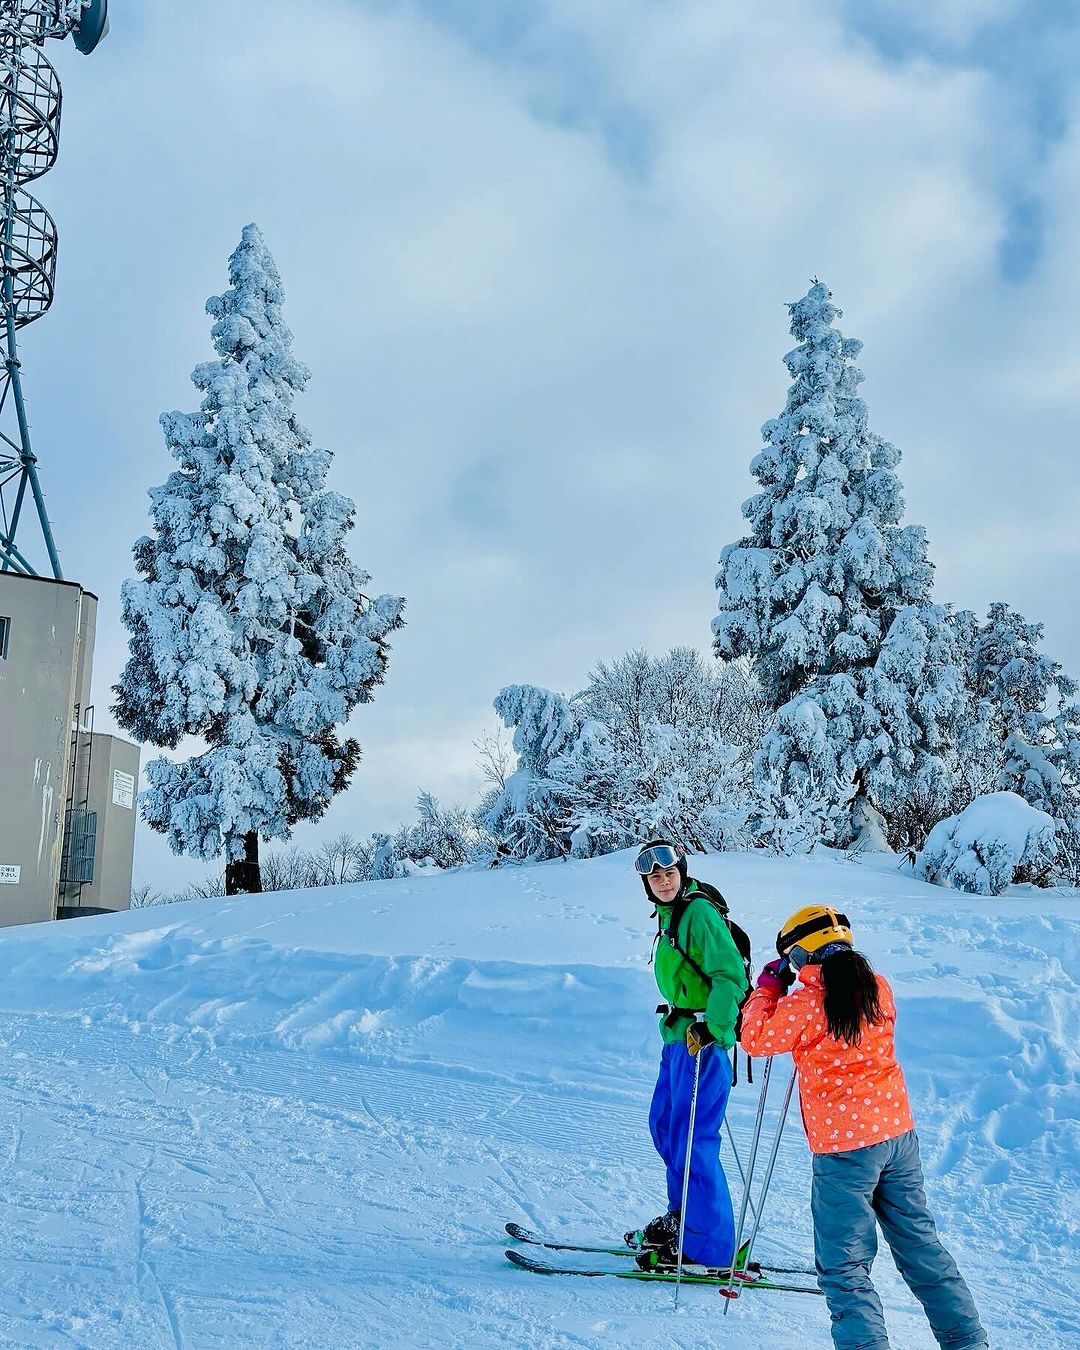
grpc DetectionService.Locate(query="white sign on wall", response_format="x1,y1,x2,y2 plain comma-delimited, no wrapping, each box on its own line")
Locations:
0,865,20,885
112,770,135,810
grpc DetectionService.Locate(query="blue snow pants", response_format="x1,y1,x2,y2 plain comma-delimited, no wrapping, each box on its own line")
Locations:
811,1131,988,1350
648,1040,734,1268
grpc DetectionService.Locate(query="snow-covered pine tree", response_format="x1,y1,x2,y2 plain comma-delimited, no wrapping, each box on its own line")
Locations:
113,224,404,894
713,281,934,709
714,281,952,849
752,676,862,850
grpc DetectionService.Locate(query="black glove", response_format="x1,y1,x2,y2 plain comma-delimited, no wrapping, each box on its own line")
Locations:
686,1021,716,1056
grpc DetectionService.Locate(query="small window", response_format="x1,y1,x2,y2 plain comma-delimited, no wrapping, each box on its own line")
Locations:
0,616,9,659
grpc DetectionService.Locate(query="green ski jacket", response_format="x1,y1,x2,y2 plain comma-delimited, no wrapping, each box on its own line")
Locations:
652,880,748,1049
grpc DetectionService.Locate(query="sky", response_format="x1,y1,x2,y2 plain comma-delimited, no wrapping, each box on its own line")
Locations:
11,0,1080,892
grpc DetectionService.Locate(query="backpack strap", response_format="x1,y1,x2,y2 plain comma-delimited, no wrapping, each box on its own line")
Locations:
664,886,755,1087
689,878,731,916
663,893,712,989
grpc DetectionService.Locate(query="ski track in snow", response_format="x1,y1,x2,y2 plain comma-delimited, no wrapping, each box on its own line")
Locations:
0,849,1074,1347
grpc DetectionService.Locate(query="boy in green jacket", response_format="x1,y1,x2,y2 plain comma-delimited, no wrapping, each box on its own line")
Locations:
626,839,748,1270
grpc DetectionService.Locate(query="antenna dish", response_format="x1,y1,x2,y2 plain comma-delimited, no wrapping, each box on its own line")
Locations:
72,0,108,54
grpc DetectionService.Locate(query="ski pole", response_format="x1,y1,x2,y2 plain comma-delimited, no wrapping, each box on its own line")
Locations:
673,1044,704,1311
722,1055,773,1310
722,1116,761,1229
736,1065,796,1278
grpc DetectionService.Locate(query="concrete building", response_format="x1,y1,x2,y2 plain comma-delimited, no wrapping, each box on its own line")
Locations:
0,572,138,926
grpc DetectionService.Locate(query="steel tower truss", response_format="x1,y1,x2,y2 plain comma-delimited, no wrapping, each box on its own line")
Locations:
0,1,98,577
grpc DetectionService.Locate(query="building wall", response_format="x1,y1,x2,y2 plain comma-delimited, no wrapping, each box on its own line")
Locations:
65,732,140,913
74,591,97,721
0,573,97,927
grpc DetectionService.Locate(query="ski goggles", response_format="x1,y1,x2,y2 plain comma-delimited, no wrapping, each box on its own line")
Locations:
634,843,684,875
787,940,850,971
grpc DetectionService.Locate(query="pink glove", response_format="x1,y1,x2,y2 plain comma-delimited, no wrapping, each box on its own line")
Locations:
757,959,795,996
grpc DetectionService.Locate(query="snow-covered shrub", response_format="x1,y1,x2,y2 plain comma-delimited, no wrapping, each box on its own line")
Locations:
748,779,842,856
481,685,579,861
553,718,750,858
570,648,758,852
916,792,1058,895
546,719,635,859
113,225,404,893
388,792,493,873
578,648,768,780
482,654,755,863
712,658,773,770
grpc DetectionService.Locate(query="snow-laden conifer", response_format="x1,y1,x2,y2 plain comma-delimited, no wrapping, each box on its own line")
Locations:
754,605,975,850
858,605,972,820
752,678,859,849
713,281,933,709
113,225,404,893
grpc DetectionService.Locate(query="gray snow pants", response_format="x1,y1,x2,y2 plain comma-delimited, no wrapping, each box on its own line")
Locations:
811,1131,988,1350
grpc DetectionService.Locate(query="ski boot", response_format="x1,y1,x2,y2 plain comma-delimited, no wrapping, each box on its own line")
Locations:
624,1208,680,1251
635,1237,763,1278
634,1238,682,1272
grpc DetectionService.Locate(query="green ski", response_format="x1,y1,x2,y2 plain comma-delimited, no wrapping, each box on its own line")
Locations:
504,1222,815,1277
505,1246,823,1296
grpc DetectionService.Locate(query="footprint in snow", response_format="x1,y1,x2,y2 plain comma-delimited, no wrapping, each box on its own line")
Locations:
981,1158,1011,1185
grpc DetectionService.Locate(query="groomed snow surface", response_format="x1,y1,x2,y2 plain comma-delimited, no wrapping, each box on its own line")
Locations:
0,850,1076,1348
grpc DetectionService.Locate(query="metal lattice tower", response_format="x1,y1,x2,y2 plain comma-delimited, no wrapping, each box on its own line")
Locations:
0,0,107,578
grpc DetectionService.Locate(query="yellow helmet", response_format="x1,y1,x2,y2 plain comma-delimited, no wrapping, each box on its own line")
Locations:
777,904,853,968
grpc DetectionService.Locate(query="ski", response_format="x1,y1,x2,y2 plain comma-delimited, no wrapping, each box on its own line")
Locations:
504,1222,815,1278
505,1221,645,1258
504,1246,823,1296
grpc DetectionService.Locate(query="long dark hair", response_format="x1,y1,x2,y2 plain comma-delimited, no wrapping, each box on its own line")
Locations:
820,949,884,1045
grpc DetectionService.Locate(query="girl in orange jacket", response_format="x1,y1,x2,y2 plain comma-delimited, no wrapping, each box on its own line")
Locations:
739,905,987,1350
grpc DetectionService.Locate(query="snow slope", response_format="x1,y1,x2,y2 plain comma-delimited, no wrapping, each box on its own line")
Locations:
0,850,1076,1348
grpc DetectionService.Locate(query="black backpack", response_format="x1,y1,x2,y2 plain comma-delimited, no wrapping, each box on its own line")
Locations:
663,879,755,1083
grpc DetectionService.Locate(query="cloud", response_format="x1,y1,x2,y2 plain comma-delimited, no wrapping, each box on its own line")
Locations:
847,0,1026,49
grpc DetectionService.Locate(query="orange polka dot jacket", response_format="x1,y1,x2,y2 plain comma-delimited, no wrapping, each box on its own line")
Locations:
738,965,915,1155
